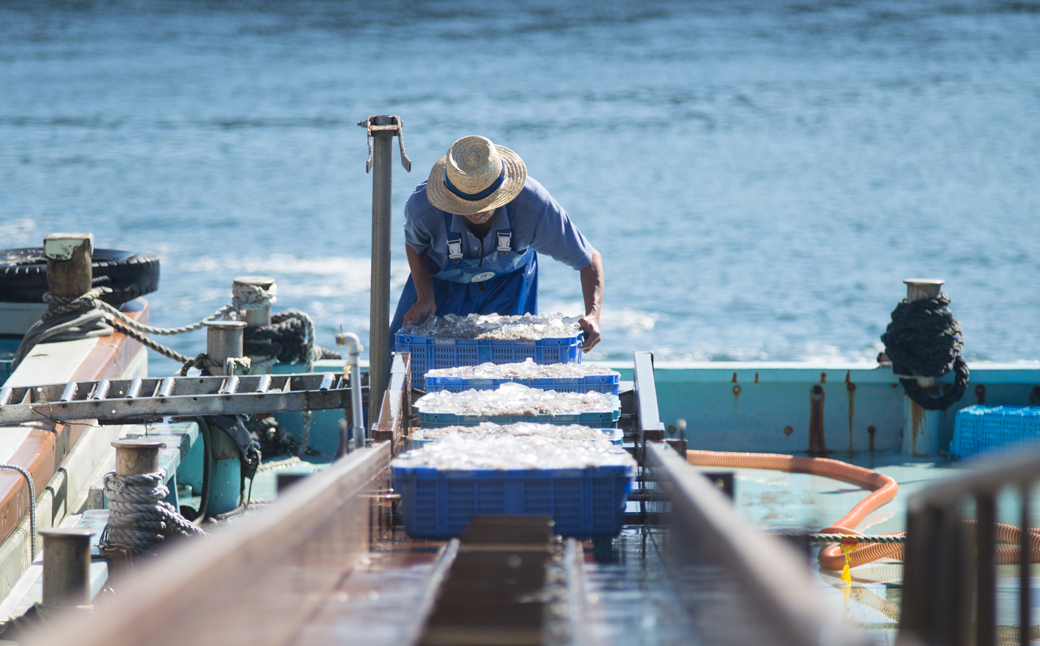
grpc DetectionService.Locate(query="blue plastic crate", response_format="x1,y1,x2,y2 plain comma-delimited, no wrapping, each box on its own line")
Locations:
409,427,624,450
950,406,1040,458
425,372,619,395
392,464,634,539
395,332,583,389
417,399,621,429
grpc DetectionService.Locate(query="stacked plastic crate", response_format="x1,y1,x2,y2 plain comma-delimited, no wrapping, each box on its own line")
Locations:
950,405,1040,458
392,317,634,539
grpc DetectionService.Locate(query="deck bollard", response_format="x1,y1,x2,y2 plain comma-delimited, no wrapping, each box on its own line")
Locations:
112,439,163,476
39,528,94,608
203,321,244,514
234,276,275,328
43,233,94,312
901,279,945,457
204,321,247,375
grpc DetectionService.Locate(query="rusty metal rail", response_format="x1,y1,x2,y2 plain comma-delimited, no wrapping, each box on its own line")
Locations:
22,442,392,646
900,451,1040,646
645,442,873,646
0,372,356,425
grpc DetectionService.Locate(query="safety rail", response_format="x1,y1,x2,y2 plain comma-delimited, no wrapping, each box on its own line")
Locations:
645,442,873,646
21,443,392,646
900,450,1040,646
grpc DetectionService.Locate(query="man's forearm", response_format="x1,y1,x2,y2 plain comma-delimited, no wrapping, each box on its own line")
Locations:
406,244,435,301
579,249,604,320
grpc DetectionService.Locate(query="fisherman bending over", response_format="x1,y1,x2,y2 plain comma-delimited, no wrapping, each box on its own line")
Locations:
389,135,604,351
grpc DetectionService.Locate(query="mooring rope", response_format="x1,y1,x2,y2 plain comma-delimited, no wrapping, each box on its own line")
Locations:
0,465,36,561
99,470,205,557
881,292,970,410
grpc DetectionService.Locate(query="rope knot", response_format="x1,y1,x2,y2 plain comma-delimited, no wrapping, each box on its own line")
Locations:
99,469,205,558
881,293,969,410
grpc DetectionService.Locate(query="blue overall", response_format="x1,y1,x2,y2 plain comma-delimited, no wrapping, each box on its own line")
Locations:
389,213,539,339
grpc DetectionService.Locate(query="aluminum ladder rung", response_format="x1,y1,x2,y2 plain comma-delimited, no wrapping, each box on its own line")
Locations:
0,372,352,425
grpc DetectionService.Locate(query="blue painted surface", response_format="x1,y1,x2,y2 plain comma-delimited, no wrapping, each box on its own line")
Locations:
0,337,19,387
270,360,361,457
177,428,205,495
208,454,241,515
597,360,1040,457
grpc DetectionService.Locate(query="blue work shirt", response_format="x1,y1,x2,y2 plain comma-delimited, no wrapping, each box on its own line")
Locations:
404,176,594,274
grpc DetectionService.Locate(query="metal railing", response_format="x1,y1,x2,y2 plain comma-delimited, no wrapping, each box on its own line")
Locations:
22,443,392,646
900,450,1040,646
646,442,873,646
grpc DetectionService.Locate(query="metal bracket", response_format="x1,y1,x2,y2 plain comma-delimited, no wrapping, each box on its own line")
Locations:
358,115,412,173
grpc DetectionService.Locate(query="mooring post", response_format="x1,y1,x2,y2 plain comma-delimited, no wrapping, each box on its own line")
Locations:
112,439,163,476
233,276,275,328
901,278,945,457
360,115,411,439
39,528,95,608
204,320,247,374
202,322,245,514
43,233,93,311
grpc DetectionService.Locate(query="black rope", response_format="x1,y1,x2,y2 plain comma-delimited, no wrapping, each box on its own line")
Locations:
243,312,340,364
881,293,970,410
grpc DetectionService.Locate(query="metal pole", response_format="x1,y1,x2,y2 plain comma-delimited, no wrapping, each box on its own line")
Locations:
204,322,245,514
360,115,411,438
901,278,945,457
1020,483,1031,646
368,119,394,433
40,528,94,607
336,332,365,457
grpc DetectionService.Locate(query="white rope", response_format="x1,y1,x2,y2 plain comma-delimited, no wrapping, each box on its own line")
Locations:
232,282,277,311
258,456,302,472
99,471,205,557
45,288,236,336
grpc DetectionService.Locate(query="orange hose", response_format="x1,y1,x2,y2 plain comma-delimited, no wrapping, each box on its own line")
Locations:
687,450,902,570
687,450,1040,570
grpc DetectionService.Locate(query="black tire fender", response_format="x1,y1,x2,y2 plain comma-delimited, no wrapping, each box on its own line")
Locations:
0,248,160,305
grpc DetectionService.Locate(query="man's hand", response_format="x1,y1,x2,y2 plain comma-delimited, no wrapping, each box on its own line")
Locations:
403,293,437,327
578,315,601,352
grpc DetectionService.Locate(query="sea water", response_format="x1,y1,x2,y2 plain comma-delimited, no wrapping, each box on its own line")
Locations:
1,0,1038,374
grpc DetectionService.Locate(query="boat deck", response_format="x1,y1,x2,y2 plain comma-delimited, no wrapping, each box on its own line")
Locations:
229,448,975,645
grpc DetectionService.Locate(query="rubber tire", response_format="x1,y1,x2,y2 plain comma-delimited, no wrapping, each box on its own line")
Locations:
0,248,160,305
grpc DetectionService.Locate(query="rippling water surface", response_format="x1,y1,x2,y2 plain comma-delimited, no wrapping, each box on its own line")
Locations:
1,0,1038,372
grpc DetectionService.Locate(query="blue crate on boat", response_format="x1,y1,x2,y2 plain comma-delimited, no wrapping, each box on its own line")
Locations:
417,399,621,429
425,373,619,395
408,427,624,450
950,405,1040,458
395,332,583,389
392,464,634,539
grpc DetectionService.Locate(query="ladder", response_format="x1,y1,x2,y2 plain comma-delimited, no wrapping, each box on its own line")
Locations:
0,373,355,426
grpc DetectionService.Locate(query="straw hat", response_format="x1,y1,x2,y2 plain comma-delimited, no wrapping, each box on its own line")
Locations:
426,136,527,216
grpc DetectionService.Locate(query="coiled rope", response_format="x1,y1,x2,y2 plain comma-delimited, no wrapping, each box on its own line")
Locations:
881,292,970,410
99,470,205,557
